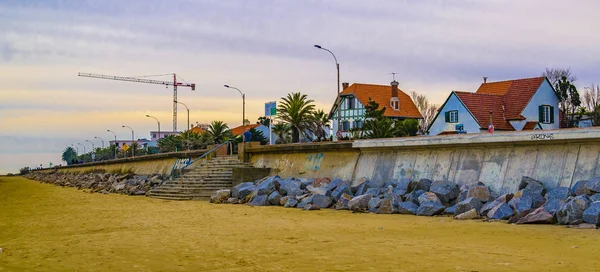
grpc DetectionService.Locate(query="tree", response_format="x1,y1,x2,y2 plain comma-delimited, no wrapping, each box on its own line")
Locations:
207,120,233,144
555,76,580,127
257,116,271,126
583,84,600,125
364,98,385,119
277,92,316,143
410,91,439,134
248,128,268,145
61,146,78,165
363,118,396,139
158,134,183,153
543,67,577,87
395,119,419,137
312,109,330,142
272,123,291,144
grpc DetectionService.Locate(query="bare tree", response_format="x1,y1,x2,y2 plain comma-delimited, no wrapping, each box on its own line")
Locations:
583,84,600,125
542,67,577,86
542,68,579,127
410,91,439,134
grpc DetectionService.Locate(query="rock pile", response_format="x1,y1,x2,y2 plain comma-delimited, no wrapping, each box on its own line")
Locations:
26,171,168,196
211,175,600,227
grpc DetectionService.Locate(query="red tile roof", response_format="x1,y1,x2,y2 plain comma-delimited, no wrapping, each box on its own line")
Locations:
454,91,514,130
230,124,260,136
477,77,545,120
522,121,539,130
190,126,205,134
336,83,423,119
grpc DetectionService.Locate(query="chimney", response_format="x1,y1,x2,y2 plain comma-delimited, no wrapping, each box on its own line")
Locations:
391,80,399,97
342,82,349,90
483,77,488,83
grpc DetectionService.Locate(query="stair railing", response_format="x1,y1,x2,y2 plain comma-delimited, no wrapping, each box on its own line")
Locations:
170,140,233,179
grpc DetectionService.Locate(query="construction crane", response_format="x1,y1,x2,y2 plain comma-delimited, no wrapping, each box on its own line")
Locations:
78,72,195,131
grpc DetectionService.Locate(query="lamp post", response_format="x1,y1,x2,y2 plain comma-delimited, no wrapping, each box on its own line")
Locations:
86,140,95,161
314,44,341,141
71,144,78,155
224,85,245,130
122,125,135,158
94,136,105,149
77,142,85,158
146,115,161,152
175,101,190,131
107,129,117,159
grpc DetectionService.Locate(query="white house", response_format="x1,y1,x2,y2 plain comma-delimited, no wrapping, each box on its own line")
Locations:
429,77,560,135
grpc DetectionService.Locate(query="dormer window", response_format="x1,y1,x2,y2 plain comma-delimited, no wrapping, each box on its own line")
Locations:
390,97,400,110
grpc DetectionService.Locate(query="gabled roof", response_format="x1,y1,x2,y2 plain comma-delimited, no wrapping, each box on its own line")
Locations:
230,124,260,136
454,91,514,130
190,126,205,134
331,83,423,119
522,121,541,130
476,77,546,119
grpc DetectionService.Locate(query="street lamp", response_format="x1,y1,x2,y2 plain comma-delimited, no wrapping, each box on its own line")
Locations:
146,114,161,142
175,101,190,131
314,44,341,141
77,142,86,155
122,125,135,158
94,136,105,149
86,140,95,161
107,129,117,159
224,85,246,130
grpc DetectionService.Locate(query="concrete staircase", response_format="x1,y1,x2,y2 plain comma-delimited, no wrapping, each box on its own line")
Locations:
148,155,251,200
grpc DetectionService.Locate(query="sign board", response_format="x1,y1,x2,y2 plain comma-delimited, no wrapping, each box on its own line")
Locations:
173,158,191,170
265,101,276,116
122,143,130,151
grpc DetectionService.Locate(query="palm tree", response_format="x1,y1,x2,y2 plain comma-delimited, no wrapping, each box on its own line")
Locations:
61,146,77,165
207,121,232,144
364,118,396,139
312,109,330,141
277,92,316,143
272,123,291,144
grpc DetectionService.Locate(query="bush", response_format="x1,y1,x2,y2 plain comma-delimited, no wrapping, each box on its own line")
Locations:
19,167,31,175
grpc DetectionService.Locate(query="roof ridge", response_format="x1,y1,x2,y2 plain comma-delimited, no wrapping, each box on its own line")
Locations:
454,90,504,97
481,76,545,85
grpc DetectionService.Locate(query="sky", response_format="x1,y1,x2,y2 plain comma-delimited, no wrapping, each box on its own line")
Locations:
1,0,599,174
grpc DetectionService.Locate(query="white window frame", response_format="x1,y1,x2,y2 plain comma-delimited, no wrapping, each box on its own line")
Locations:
542,105,551,124
449,111,458,123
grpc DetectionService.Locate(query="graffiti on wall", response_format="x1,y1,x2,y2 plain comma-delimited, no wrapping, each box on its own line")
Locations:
531,133,554,140
173,158,192,170
305,153,325,171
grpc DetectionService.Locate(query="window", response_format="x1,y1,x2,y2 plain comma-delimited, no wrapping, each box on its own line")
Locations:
355,120,363,129
347,96,355,109
152,134,157,139
390,98,400,110
342,121,350,131
445,110,458,123
539,105,554,124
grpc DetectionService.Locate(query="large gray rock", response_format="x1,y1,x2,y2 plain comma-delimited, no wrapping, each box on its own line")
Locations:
487,203,514,220
407,190,425,205
376,196,400,214
312,194,333,209
418,192,443,206
570,180,588,196
583,201,600,225
284,198,299,208
237,185,256,201
397,201,418,215
350,177,368,193
393,178,412,196
303,204,320,210
276,178,304,196
296,195,314,209
467,183,492,202
325,178,344,192
365,188,380,198
416,201,446,216
232,182,254,198
334,193,353,210
444,204,457,215
590,194,600,203
481,193,514,217
584,177,600,194
454,197,483,216
454,209,479,220
557,195,591,225
268,191,282,205
331,183,353,200
413,178,432,192
355,182,369,196
348,194,372,212
211,189,230,204
542,198,566,214
546,187,570,200
248,195,269,206
307,185,327,196
508,192,533,215
430,180,459,206
368,197,382,213
516,207,554,224
256,176,278,196
519,176,545,195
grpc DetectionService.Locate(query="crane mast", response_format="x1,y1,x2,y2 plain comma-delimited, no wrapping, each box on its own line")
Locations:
78,72,195,132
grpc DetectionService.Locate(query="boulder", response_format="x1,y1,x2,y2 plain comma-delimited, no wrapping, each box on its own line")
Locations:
508,192,533,215
331,183,353,200
376,196,399,214
584,177,600,194
397,201,419,215
311,177,331,188
307,185,328,196
407,190,425,205
454,209,480,220
303,204,321,210
590,194,600,203
226,197,239,204
467,183,492,202
350,177,368,193
296,195,314,209
348,195,372,212
570,180,588,196
393,178,412,196
132,190,146,196
212,189,231,204
232,182,254,198
413,178,432,192
248,195,269,206
545,187,570,200
430,180,459,206
542,198,565,214
268,191,282,205
334,193,353,210
312,194,333,209
382,185,394,199
256,177,277,196
276,178,304,196
487,203,514,220
297,178,312,189
365,188,380,198
149,175,162,186
444,204,457,215
284,198,299,208
454,197,483,216
368,197,382,213
355,183,369,196
481,193,514,217
325,178,344,192
519,176,545,194
516,207,554,224
237,185,256,201
418,192,443,206
557,195,591,225
582,201,600,225
416,202,446,216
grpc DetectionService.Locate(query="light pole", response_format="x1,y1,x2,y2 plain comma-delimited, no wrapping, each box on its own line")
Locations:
94,136,105,149
146,114,161,147
175,101,190,131
86,140,95,161
224,85,245,130
122,125,135,158
107,129,117,159
314,44,341,141
77,143,86,162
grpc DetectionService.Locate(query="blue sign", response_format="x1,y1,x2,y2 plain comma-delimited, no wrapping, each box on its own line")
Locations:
265,101,276,116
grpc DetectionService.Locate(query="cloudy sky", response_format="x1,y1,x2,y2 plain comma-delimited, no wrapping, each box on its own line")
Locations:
1,0,599,174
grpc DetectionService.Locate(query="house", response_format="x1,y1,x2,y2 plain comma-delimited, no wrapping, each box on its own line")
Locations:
149,131,180,142
328,81,423,137
428,77,560,135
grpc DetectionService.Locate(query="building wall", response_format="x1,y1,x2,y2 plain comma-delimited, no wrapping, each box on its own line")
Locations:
521,80,560,130
429,93,481,135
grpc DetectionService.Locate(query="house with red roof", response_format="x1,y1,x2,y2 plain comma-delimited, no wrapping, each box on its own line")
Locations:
329,80,423,137
428,77,560,135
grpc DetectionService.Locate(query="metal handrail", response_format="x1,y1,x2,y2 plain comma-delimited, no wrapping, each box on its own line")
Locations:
170,140,233,178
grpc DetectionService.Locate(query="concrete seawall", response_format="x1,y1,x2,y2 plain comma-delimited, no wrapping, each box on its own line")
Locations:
246,129,600,193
